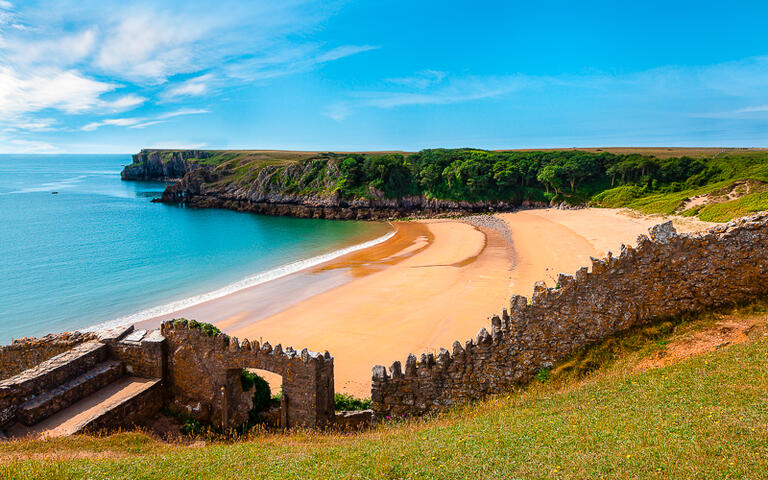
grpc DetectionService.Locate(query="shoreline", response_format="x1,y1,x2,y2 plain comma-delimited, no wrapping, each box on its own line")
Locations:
87,207,714,398
129,221,432,333
83,225,396,333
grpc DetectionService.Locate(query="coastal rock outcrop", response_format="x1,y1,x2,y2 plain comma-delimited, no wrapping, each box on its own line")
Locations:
120,150,211,181
123,149,541,219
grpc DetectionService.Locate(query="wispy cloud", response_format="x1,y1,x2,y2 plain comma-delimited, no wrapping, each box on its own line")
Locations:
81,108,209,131
386,70,446,89
691,105,768,119
223,43,377,81
0,0,376,133
0,65,144,120
327,74,533,119
327,56,768,122
5,139,62,153
163,74,214,99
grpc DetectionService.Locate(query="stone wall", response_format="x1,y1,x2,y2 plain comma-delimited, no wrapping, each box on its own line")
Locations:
371,213,768,417
109,329,166,379
82,380,163,434
0,331,96,380
161,321,335,429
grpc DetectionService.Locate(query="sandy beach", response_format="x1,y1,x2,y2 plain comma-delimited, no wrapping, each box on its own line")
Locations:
139,208,713,397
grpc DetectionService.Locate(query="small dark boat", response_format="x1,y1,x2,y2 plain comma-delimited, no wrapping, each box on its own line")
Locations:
51,191,58,195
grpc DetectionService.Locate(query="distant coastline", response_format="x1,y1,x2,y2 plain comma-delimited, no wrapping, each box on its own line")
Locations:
121,147,768,223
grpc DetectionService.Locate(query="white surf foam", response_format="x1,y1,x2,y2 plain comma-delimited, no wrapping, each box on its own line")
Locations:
83,227,396,332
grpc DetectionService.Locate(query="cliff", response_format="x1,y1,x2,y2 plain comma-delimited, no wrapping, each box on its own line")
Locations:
120,149,212,181
122,149,538,220
121,148,768,221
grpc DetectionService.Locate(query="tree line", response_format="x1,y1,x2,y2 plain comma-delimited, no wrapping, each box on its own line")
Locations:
322,148,717,203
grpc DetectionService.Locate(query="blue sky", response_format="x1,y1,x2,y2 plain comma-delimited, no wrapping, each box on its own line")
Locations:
1,0,767,153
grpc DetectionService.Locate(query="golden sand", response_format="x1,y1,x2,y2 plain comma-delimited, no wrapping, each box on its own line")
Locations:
139,208,713,397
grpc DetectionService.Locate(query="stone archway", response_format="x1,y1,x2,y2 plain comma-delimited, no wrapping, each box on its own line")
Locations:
162,322,335,429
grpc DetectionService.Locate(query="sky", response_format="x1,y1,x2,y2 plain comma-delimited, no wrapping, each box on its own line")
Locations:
1,0,768,153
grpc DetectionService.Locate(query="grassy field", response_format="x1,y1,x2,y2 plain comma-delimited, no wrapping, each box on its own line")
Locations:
3,301,767,479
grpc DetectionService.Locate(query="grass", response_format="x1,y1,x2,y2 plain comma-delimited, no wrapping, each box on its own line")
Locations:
3,300,767,479
697,190,768,222
593,151,768,221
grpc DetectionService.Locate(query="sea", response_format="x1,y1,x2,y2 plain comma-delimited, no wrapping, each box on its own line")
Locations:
0,154,392,344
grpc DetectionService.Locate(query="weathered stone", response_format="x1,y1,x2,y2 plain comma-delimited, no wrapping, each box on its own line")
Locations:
649,221,677,243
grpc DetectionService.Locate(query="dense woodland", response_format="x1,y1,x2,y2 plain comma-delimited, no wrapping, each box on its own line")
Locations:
322,149,754,204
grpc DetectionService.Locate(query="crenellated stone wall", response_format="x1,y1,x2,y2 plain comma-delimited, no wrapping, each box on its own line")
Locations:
162,321,335,429
0,331,97,381
1,321,336,433
371,212,768,417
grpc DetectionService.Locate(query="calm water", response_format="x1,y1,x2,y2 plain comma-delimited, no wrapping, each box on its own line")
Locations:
0,155,389,343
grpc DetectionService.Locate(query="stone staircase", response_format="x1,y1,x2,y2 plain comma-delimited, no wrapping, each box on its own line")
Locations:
0,326,164,439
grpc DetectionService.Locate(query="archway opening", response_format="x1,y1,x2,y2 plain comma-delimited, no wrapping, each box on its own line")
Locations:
242,368,284,428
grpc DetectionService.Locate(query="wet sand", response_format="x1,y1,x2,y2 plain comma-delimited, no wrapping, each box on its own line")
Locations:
228,219,513,396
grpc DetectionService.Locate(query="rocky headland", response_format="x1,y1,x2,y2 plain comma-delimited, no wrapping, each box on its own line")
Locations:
121,149,542,220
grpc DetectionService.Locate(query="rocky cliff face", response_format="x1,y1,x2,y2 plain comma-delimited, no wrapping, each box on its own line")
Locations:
120,150,212,181
158,167,529,220
124,150,544,220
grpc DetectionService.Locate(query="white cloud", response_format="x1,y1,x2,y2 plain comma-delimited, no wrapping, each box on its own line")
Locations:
315,45,378,63
0,66,115,116
0,1,377,134
102,94,146,111
81,108,209,131
7,139,61,153
327,56,768,121
95,10,207,82
386,70,446,89
164,74,214,99
327,74,532,120
225,43,377,81
8,28,97,66
0,65,148,130
2,118,56,132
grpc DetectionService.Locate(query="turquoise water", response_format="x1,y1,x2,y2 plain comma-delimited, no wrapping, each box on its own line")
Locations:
0,155,389,343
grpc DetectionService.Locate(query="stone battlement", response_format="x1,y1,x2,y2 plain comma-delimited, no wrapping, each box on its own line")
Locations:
0,320,336,435
371,212,768,417
161,320,335,428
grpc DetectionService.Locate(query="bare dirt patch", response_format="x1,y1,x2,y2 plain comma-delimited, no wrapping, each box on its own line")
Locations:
636,315,764,370
679,180,767,213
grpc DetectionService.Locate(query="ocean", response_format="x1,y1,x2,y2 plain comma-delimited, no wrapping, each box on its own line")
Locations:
0,154,391,343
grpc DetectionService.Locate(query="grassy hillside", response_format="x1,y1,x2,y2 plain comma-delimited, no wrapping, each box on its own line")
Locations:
132,148,768,221
3,300,767,479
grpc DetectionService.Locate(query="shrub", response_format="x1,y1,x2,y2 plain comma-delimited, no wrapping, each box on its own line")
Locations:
181,418,203,436
334,393,372,411
242,370,272,424
251,375,271,413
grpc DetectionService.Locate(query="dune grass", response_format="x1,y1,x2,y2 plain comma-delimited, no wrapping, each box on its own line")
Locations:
2,300,767,479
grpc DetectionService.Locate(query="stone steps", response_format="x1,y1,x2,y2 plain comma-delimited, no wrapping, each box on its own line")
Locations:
16,360,124,426
0,341,108,397
8,376,161,438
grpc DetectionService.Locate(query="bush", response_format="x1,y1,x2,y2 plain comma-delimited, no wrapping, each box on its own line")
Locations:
181,418,203,436
171,318,222,337
242,369,272,424
334,393,372,411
